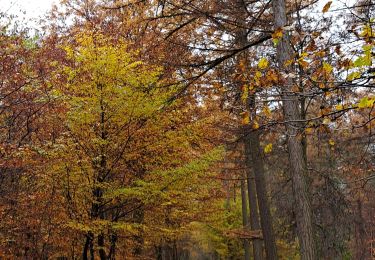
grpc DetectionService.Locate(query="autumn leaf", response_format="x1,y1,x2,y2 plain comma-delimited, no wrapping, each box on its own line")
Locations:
258,57,269,70
255,71,262,79
264,143,273,154
284,59,294,67
241,111,250,125
266,70,278,83
354,56,371,67
300,52,308,58
263,105,271,118
335,104,343,111
272,28,283,46
346,71,361,81
298,58,309,68
241,85,248,104
322,118,331,125
305,128,314,135
358,97,375,109
360,24,375,38
322,1,332,13
322,62,333,74
253,120,259,129
328,139,335,146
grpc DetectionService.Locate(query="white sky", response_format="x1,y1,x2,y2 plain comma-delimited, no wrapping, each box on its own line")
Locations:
0,0,57,30
1,0,56,15
0,0,358,32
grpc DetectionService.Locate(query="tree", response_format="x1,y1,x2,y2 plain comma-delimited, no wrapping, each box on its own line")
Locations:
272,0,317,258
26,31,225,258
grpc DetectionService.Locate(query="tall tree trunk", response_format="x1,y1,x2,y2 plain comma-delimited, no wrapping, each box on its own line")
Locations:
272,0,317,259
234,4,263,259
234,1,278,257
99,84,108,259
89,83,108,260
83,232,94,260
240,175,251,260
108,233,117,260
355,199,366,260
83,234,90,260
98,233,106,260
90,232,95,260
244,149,264,260
245,99,278,260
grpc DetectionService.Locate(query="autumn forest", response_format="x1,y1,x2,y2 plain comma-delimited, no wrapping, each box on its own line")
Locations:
0,0,374,259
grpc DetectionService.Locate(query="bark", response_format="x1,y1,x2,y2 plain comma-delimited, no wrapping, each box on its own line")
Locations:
355,199,366,260
98,85,108,259
245,117,278,260
244,152,264,260
89,239,94,260
240,175,251,260
108,233,117,260
234,1,278,257
87,83,108,260
132,207,145,256
83,232,94,260
272,0,317,259
98,233,106,260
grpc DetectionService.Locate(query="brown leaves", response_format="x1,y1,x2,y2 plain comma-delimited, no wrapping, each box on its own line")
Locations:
322,1,332,13
272,28,283,46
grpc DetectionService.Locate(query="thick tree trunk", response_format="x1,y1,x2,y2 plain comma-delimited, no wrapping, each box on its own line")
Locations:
272,0,317,259
240,175,251,260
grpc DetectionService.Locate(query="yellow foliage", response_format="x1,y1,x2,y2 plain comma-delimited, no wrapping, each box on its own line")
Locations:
305,128,314,135
335,104,343,111
264,143,273,154
241,111,250,125
322,62,333,74
263,105,271,118
258,57,269,70
253,120,260,129
358,97,375,109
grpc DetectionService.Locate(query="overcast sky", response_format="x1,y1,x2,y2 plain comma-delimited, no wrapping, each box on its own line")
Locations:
0,0,356,32
0,0,56,15
0,0,56,29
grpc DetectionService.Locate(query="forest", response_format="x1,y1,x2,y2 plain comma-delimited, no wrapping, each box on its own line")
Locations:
0,0,374,259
